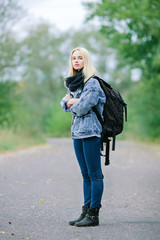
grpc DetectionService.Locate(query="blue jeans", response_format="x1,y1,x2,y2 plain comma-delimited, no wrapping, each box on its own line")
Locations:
73,137,103,208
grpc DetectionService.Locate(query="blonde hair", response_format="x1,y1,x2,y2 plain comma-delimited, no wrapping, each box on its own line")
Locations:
68,47,96,83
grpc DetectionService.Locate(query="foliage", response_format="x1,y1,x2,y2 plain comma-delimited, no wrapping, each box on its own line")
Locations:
0,81,17,126
127,77,160,139
84,0,160,140
0,0,25,80
45,101,72,137
0,0,25,128
0,0,24,33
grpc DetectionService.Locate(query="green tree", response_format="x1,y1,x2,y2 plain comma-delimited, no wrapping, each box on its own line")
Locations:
85,0,160,140
0,0,24,76
0,0,25,126
18,23,71,134
0,0,23,35
0,81,17,127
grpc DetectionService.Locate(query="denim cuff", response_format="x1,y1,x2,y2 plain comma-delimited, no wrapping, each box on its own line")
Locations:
60,99,71,112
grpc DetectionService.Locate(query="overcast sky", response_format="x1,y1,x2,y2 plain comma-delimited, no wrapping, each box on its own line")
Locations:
18,0,93,31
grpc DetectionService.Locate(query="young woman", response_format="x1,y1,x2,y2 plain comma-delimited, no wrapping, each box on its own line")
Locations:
60,47,106,227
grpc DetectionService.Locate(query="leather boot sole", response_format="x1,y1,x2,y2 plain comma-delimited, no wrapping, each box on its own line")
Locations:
75,219,99,227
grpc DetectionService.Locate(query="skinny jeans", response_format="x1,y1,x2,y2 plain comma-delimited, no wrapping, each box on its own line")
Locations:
73,137,103,208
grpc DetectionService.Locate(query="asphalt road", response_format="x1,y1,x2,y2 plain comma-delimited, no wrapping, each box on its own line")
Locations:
0,139,160,240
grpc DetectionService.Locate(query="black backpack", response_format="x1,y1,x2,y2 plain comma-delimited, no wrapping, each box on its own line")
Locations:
92,76,127,166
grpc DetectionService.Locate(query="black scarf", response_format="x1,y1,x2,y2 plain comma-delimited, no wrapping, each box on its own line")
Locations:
65,70,84,92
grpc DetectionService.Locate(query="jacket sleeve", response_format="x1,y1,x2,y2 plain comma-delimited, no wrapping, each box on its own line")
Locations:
70,80,101,117
60,99,71,112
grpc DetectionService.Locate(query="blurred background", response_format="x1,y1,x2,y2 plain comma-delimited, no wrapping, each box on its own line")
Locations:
0,0,160,151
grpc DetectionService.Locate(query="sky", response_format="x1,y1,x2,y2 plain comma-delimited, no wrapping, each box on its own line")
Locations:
18,0,94,32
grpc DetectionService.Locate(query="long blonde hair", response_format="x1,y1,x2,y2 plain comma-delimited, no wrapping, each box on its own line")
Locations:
68,47,96,83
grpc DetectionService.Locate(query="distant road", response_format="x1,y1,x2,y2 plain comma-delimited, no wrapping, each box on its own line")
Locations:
0,139,160,240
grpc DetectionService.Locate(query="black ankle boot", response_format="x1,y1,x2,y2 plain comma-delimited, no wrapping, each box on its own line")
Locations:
75,207,100,227
69,203,90,226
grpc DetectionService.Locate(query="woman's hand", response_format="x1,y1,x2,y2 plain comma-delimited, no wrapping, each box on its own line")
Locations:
63,93,72,100
63,93,79,108
66,98,79,108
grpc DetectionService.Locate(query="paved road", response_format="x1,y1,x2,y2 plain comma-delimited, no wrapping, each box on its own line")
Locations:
0,139,160,240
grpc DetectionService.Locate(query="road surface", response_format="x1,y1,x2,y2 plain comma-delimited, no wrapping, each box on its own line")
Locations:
0,139,160,240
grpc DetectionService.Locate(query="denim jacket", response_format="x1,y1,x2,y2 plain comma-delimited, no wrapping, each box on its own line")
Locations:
60,77,106,139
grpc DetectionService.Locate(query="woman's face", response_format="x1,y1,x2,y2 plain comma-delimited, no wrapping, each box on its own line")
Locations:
72,50,84,71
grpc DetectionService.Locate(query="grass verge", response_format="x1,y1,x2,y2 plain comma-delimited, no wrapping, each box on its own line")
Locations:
0,129,46,153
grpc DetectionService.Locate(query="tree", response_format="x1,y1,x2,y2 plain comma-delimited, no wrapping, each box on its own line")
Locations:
0,0,25,75
0,0,25,126
84,0,160,140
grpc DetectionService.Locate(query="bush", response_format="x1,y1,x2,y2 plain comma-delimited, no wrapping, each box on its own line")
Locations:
45,102,72,137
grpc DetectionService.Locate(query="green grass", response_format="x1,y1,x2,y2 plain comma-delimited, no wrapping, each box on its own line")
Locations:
0,129,46,153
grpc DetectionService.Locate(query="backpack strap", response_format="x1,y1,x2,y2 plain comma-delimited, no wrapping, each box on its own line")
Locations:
105,138,110,165
124,104,127,122
92,106,104,126
93,75,112,89
91,107,110,166
100,138,110,165
92,93,111,165
112,125,116,151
